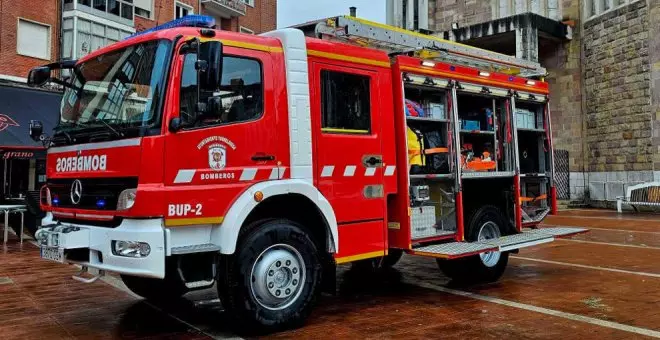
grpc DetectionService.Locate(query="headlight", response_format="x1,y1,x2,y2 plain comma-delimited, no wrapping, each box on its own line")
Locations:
117,188,137,210
112,240,151,258
40,185,52,206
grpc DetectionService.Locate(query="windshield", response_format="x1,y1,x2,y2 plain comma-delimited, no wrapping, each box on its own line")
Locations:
56,39,171,143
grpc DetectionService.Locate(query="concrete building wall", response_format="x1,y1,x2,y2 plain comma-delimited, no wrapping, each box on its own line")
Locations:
0,0,60,82
428,0,561,32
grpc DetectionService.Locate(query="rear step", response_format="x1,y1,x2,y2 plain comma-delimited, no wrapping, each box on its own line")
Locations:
411,227,587,259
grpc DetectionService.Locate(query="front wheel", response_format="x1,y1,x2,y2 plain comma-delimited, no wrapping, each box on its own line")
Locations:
218,219,322,332
436,206,509,284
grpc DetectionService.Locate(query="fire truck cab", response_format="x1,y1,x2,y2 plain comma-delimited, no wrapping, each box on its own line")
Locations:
28,16,585,331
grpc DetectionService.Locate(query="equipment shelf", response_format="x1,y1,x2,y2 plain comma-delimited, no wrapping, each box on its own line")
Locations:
460,129,495,135
517,127,545,133
407,116,449,123
410,174,454,180
461,171,515,179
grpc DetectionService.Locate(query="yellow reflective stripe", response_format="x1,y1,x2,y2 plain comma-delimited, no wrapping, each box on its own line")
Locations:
165,216,224,227
308,50,390,68
335,250,385,264
196,37,283,53
321,127,370,134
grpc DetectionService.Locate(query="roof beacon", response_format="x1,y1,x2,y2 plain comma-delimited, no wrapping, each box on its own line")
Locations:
125,15,216,40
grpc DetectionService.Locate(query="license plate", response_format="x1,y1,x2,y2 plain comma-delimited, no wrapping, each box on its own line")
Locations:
40,246,64,263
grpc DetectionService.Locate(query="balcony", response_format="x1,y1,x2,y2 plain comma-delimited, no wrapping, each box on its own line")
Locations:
63,0,134,27
201,0,246,18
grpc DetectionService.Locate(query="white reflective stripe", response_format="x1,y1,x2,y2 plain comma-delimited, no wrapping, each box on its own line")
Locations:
343,165,356,177
384,166,396,176
48,138,142,154
278,167,287,179
240,168,258,181
174,170,196,184
321,166,334,177
269,168,279,180
365,167,376,177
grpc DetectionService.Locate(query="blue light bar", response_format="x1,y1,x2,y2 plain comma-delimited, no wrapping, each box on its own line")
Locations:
124,15,216,40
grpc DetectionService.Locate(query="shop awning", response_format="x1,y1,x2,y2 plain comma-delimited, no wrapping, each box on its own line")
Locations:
0,84,61,149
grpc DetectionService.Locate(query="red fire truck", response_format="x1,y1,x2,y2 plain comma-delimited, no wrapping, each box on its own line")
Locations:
28,15,585,330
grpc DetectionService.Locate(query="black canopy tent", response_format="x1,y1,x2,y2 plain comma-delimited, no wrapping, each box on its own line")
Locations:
0,84,61,201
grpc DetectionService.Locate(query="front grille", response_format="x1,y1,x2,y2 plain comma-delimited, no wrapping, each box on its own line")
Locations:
47,177,138,210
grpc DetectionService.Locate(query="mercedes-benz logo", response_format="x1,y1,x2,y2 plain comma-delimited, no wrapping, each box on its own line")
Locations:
70,179,83,205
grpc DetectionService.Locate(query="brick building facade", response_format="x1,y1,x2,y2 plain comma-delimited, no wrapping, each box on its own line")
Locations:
0,0,60,83
0,0,276,83
388,0,660,205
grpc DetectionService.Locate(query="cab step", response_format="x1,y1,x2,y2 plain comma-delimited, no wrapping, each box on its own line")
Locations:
171,243,221,255
411,227,587,259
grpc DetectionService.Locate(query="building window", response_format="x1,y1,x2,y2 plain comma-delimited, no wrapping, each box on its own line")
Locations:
180,53,264,127
77,0,135,21
584,0,638,20
175,2,194,19
134,0,153,18
239,26,254,34
241,0,255,7
135,7,151,18
320,70,371,134
17,19,51,60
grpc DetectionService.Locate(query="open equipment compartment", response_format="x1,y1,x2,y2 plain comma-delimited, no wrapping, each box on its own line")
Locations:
514,93,552,224
455,83,515,178
403,73,458,242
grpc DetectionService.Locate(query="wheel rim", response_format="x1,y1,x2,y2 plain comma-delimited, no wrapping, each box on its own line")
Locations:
250,244,306,311
478,221,501,268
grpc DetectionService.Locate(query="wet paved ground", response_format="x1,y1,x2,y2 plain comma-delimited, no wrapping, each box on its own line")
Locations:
1,209,659,339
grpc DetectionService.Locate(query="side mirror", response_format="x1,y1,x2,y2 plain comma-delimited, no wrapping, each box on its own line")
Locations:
29,120,44,142
199,41,223,91
27,66,51,87
169,117,183,133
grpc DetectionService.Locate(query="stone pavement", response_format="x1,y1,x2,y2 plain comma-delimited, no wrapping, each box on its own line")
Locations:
1,209,659,339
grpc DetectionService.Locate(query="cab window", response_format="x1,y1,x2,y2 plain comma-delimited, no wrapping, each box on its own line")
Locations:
179,54,263,128
320,70,371,134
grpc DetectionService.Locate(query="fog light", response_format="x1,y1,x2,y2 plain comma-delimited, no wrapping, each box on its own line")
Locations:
112,240,151,258
117,189,137,210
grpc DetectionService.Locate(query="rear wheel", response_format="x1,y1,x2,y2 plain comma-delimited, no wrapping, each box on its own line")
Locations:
218,219,322,332
436,206,509,284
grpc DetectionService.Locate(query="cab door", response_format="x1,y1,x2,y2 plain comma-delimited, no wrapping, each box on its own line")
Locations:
310,62,386,260
162,45,278,227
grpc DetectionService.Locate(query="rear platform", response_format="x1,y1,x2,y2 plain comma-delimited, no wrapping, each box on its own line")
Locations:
411,227,587,259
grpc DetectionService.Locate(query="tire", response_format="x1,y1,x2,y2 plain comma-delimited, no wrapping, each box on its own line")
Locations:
436,206,509,284
218,219,322,332
120,259,188,302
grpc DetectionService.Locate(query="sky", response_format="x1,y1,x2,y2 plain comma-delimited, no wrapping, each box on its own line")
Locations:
277,0,387,28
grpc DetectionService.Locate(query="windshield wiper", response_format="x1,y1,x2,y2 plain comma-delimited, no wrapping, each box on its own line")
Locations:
93,119,123,138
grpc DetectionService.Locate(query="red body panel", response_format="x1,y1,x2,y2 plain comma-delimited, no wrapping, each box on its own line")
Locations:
42,25,553,262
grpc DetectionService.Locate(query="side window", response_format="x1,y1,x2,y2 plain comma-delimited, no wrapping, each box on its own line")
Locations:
320,70,371,133
179,53,263,128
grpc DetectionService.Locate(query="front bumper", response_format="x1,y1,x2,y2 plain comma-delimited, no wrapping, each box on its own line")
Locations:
36,213,166,278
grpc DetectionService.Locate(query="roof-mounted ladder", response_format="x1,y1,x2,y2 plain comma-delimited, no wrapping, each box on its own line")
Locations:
314,16,547,78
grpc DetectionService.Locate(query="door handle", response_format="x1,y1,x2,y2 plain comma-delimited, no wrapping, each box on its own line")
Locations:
363,155,383,167
251,153,275,162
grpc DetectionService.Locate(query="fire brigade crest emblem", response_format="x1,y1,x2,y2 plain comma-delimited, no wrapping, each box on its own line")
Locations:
208,144,226,170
